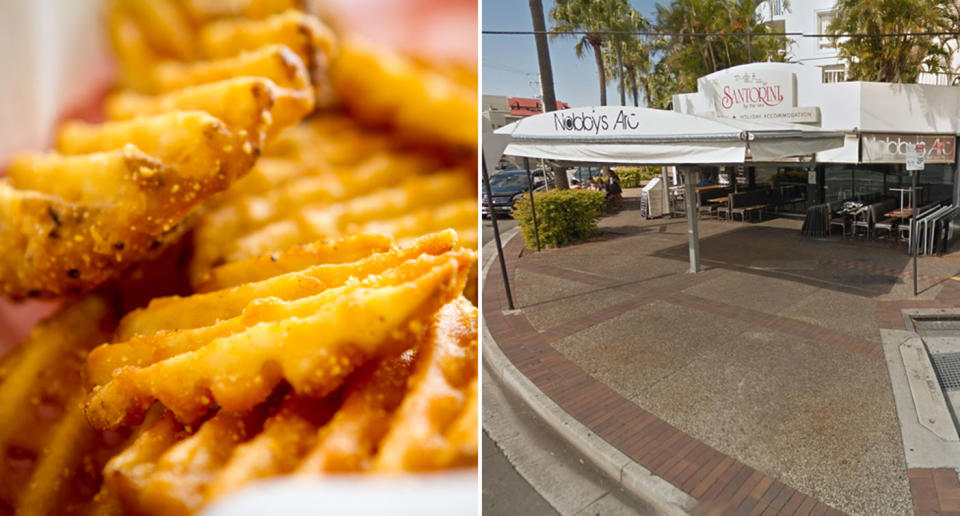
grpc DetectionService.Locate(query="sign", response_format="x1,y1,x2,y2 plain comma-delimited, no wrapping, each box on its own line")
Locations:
697,68,821,123
808,170,817,184
861,133,955,164
906,142,925,171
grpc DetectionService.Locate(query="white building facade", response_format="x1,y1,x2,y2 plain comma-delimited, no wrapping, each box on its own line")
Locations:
758,0,960,86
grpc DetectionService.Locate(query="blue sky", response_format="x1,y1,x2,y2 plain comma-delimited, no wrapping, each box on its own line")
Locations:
482,0,660,108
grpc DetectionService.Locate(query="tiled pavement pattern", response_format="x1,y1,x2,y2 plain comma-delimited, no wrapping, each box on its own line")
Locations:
484,216,960,515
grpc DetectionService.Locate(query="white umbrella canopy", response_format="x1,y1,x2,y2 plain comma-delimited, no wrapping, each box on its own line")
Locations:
494,106,846,164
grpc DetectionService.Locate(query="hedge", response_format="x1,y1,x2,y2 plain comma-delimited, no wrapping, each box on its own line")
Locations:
615,166,661,188
512,189,606,249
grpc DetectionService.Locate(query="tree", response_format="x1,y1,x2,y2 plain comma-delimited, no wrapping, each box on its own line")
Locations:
647,0,789,108
550,0,632,106
603,6,652,106
829,0,947,83
528,0,569,189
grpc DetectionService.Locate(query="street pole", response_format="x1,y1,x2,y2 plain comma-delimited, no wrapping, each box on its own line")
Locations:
483,154,515,310
912,170,919,296
684,167,702,274
523,157,541,252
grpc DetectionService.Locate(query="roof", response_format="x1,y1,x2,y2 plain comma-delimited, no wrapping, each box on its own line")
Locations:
507,97,570,117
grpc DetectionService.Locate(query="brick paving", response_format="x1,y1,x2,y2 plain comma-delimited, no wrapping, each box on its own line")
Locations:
485,219,960,515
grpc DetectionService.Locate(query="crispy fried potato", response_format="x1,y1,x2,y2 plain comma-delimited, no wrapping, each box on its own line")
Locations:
85,247,473,428
196,233,393,291
199,9,336,70
207,395,334,498
57,110,254,187
189,153,441,281
151,44,312,93
333,40,476,149
105,76,313,146
103,411,187,515
372,297,478,471
108,2,161,92
0,140,233,299
88,237,459,387
219,172,475,264
175,0,303,25
0,296,122,513
107,408,267,516
113,230,455,341
297,349,417,473
115,0,197,61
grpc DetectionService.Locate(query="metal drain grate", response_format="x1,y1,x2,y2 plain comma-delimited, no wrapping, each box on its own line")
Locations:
914,318,960,332
930,352,960,390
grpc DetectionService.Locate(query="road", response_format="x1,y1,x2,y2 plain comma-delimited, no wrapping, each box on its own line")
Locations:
482,217,517,246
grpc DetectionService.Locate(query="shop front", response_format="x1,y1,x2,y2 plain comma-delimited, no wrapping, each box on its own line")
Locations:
674,63,960,244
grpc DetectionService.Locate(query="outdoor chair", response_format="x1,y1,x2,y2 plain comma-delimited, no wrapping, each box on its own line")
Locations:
828,206,848,238
873,217,897,241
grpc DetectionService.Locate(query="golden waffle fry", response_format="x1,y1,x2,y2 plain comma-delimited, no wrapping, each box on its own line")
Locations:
105,76,314,145
296,349,417,473
196,233,393,292
85,245,474,428
57,111,254,187
188,151,438,283
217,171,475,264
151,44,312,94
333,40,476,149
106,408,266,515
0,112,251,300
199,9,336,71
175,0,304,26
113,230,456,341
114,0,197,61
108,2,161,92
102,296,475,513
372,297,478,471
207,394,335,499
0,296,124,514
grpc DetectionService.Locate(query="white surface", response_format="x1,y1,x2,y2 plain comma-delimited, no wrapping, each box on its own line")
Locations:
495,105,844,165
202,473,478,516
0,0,113,164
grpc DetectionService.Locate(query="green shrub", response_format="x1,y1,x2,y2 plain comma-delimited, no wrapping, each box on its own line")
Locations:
615,166,661,188
512,189,606,249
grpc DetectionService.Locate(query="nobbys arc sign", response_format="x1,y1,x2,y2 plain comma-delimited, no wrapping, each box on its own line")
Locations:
698,68,820,124
861,133,956,164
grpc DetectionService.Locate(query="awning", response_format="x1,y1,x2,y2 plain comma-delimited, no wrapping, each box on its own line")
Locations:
494,106,846,164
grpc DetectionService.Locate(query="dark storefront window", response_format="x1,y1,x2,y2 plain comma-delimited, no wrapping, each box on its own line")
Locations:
820,163,955,206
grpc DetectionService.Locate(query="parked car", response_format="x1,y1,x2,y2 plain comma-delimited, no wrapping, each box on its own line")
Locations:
481,169,545,217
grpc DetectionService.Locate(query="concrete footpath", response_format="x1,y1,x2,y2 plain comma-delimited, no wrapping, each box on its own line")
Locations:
482,188,960,515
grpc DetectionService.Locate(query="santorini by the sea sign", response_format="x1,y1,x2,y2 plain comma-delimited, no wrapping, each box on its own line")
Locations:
698,67,820,124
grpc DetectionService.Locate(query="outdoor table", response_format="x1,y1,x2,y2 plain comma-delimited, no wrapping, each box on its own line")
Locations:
885,208,913,219
889,187,922,213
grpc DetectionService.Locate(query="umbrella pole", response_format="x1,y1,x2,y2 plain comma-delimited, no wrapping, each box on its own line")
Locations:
483,155,515,310
685,167,702,273
524,157,541,252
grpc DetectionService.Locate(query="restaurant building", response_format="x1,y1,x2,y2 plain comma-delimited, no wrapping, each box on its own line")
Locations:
672,62,960,217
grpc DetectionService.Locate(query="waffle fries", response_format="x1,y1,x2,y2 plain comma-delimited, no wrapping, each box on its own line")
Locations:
100,295,476,515
1,0,478,512
0,297,124,514
1,11,328,300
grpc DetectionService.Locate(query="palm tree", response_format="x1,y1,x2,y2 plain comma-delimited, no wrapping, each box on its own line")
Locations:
550,0,631,106
602,8,652,107
528,0,558,113
830,0,946,83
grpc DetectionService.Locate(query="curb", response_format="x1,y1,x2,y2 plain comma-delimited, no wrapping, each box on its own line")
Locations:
481,228,696,515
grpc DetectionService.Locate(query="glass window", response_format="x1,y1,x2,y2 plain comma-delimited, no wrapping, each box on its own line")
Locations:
824,164,853,202
818,11,836,49
822,65,845,83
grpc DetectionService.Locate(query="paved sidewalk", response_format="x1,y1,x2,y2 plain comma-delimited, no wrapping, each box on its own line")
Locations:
483,197,960,515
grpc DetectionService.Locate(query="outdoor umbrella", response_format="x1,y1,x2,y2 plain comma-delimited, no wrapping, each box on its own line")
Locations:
487,106,847,280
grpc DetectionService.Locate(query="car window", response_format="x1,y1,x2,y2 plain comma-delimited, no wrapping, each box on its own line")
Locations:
490,173,528,188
